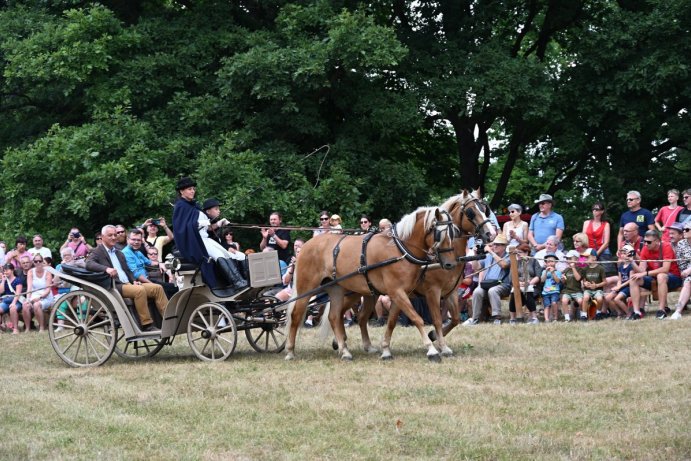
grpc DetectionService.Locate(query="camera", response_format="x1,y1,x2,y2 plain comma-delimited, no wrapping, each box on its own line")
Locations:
152,219,160,225
71,232,81,238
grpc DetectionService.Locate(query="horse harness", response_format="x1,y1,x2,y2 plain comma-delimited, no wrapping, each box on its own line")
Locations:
330,210,457,296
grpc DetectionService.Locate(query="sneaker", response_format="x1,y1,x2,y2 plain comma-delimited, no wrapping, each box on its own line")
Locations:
594,312,604,321
670,311,682,320
493,318,501,325
462,318,478,326
656,309,667,319
580,315,588,322
509,319,518,325
375,317,386,327
527,318,539,325
627,312,642,321
303,319,314,328
344,319,354,328
54,327,64,333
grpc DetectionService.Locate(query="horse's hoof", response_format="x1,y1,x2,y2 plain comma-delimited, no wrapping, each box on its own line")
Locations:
427,353,442,363
341,354,353,361
428,330,437,342
364,346,379,354
441,349,454,358
381,354,393,361
332,339,338,351
285,354,295,361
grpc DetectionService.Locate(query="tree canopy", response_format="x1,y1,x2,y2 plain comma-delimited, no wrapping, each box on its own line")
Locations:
1,0,689,251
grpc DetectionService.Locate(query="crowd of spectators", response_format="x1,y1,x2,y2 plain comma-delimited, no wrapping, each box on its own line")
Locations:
1,187,689,334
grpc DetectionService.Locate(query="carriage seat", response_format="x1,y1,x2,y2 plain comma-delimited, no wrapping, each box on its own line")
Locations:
60,265,113,290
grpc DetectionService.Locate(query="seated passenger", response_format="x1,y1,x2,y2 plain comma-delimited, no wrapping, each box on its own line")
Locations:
123,229,178,299
86,225,168,332
172,177,247,293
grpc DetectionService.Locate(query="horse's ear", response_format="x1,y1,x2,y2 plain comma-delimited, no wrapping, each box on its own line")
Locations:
472,188,481,198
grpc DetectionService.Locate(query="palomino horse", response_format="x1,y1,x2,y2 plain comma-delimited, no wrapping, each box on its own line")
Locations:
285,207,457,361
322,190,495,360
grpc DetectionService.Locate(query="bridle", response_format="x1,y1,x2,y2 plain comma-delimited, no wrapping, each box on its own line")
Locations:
391,210,456,268
456,196,494,244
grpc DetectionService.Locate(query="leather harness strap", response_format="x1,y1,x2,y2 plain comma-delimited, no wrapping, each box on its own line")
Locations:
358,232,380,296
331,234,349,280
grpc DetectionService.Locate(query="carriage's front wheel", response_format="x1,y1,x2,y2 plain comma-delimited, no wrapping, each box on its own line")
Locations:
187,303,237,361
245,296,286,353
48,291,116,367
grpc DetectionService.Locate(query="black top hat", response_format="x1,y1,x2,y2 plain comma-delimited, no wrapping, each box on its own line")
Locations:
176,176,196,191
202,198,220,211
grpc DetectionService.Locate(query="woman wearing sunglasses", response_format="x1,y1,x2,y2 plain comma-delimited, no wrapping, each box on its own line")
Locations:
313,210,331,237
26,256,54,332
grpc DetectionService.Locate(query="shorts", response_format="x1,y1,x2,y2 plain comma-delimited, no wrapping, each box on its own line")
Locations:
0,295,23,313
542,293,560,306
561,292,583,302
641,274,684,290
584,289,604,299
613,287,630,298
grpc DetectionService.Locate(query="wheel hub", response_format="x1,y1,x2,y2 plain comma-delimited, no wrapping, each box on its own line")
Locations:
201,329,214,339
74,325,86,336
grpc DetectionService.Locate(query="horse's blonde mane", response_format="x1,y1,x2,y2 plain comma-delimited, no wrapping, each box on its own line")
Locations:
395,206,436,240
440,190,478,212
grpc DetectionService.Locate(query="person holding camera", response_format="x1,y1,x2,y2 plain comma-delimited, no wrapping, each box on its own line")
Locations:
59,228,92,259
4,236,32,270
142,217,174,259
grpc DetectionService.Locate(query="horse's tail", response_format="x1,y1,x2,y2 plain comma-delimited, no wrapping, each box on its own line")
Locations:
317,301,333,341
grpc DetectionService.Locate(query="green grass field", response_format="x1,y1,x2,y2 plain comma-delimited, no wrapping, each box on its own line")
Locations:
1,317,690,461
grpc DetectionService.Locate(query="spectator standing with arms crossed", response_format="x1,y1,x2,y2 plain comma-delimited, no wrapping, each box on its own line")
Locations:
528,194,564,253
617,191,655,247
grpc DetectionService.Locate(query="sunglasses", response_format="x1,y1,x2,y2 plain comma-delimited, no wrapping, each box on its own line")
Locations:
320,217,329,221
96,237,102,240
116,231,125,234
644,240,655,245
626,198,637,202
148,252,158,256
508,210,517,214
33,260,42,263
683,228,691,232
360,221,369,224
592,208,603,211
684,196,690,199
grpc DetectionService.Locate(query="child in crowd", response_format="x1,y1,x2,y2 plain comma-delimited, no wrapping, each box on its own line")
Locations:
540,253,563,322
581,248,607,320
560,250,584,322
604,245,635,319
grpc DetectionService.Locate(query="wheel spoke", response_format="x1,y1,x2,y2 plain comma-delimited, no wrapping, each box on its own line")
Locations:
85,336,104,364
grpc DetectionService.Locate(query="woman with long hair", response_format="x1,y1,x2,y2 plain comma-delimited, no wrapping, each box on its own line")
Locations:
582,201,611,262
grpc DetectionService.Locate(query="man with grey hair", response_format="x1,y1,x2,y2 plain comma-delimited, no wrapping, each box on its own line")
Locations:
86,224,167,331
617,190,654,247
528,193,564,252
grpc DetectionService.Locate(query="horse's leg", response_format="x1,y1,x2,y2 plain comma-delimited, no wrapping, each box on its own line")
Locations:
326,286,352,361
442,295,460,338
380,301,399,360
426,289,453,357
357,295,378,353
285,296,310,361
383,292,440,362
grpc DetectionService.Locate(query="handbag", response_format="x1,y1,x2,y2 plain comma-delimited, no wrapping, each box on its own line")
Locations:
480,279,500,291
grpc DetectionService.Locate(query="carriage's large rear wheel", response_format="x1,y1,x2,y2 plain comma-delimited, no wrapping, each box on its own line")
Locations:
48,291,116,367
187,303,237,361
245,296,286,353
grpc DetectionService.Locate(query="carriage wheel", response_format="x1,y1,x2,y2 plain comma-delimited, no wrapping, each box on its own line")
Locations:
48,291,116,367
245,296,286,353
113,326,165,360
187,303,237,362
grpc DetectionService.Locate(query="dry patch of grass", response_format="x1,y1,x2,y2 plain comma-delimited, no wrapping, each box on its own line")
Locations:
0,318,690,460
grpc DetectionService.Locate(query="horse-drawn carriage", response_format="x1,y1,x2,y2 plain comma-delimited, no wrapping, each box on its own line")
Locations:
47,190,495,367
47,251,289,367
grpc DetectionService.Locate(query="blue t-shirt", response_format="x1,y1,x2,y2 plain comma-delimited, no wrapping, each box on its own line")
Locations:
618,262,632,284
529,211,565,245
541,269,562,295
619,209,654,237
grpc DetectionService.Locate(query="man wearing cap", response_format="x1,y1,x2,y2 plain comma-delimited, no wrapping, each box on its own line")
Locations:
617,190,655,247
628,230,682,320
463,234,511,325
528,194,564,253
669,222,691,319
202,198,228,245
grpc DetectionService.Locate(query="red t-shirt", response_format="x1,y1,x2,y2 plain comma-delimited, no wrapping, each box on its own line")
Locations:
640,242,680,276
